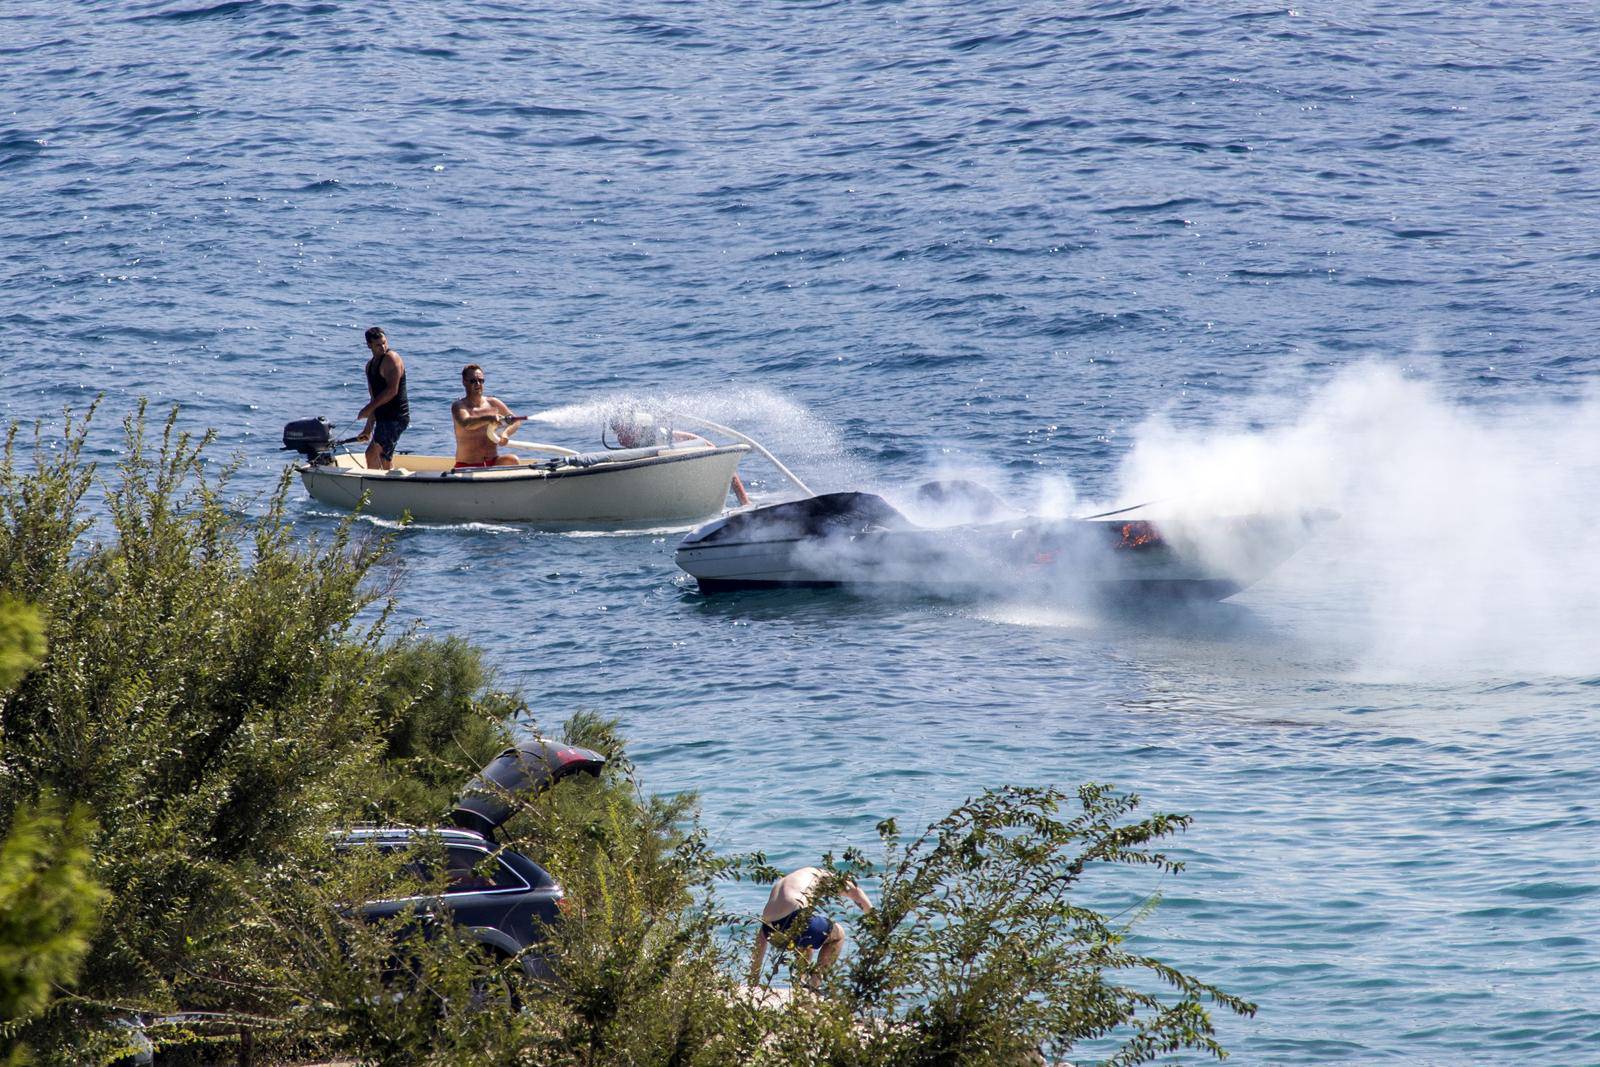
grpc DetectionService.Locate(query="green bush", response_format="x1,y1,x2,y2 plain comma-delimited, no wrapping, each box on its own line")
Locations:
356,720,1257,1066
501,715,749,1067
366,635,523,825
750,785,1257,1065
0,796,105,1063
0,596,105,1062
0,407,524,1060
0,405,397,1053
0,599,45,692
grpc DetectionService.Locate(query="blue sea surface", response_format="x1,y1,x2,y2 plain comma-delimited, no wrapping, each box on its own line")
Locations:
4,1,1599,1061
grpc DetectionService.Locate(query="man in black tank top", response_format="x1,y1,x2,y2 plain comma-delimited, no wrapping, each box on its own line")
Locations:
356,326,409,470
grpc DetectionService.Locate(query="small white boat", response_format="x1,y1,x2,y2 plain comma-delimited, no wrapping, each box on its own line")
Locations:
282,417,748,526
675,488,1330,601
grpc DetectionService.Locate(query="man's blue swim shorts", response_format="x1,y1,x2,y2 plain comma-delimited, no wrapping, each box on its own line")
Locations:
373,417,408,463
763,910,834,950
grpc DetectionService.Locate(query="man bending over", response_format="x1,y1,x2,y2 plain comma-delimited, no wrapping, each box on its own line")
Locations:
748,866,872,990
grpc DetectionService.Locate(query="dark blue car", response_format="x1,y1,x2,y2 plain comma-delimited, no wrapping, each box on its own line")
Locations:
334,738,605,976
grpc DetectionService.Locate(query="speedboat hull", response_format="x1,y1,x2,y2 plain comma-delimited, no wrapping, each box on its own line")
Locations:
675,492,1324,601
299,444,748,526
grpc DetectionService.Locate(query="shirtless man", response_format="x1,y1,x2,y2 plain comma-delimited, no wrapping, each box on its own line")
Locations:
450,363,525,468
355,327,408,471
748,866,873,990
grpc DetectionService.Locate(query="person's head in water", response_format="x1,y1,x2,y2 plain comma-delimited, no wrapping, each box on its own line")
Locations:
365,326,387,355
462,363,485,396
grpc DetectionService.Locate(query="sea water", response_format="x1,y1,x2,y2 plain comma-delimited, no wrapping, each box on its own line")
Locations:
3,2,1597,1060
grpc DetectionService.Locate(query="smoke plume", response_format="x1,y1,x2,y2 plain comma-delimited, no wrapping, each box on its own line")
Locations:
1111,362,1600,677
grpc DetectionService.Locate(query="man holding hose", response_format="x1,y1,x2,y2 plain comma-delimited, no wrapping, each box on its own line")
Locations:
450,363,524,468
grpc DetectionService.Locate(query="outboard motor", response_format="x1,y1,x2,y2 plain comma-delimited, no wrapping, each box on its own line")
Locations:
282,417,339,465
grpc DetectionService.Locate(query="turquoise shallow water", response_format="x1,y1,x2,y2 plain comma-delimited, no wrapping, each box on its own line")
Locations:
4,1,1600,1060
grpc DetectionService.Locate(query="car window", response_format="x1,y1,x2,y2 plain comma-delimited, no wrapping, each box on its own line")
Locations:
443,846,525,893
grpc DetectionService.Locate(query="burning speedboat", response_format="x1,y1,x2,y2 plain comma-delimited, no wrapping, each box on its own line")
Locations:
675,488,1329,601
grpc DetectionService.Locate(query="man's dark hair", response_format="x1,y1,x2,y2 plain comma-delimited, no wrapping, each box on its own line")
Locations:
365,326,386,344
462,363,484,382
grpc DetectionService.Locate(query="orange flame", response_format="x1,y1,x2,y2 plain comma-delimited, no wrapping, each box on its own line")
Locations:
1117,521,1163,549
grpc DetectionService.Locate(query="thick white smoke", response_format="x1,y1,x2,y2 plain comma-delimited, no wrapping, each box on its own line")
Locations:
1111,362,1600,677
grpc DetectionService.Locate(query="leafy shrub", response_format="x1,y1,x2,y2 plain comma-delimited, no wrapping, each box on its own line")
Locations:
0,404,397,1054
366,635,522,825
351,720,1257,1066
0,794,103,1032
749,785,1257,1065
498,715,750,1067
0,599,45,691
0,598,105,1062
0,407,505,1060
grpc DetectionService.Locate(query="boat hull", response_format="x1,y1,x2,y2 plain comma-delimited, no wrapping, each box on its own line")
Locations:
299,446,747,526
675,492,1323,601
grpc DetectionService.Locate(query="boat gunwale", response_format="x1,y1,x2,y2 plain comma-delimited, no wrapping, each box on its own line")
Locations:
297,444,749,485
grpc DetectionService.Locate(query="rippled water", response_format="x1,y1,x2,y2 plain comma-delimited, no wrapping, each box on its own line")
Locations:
5,1,1599,1060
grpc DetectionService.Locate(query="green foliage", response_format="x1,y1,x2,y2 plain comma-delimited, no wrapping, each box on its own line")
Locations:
302,909,529,1067
0,795,104,1048
0,405,396,1055
0,404,579,1063
0,599,45,693
209,834,531,1067
0,580,104,1062
367,635,520,824
747,784,1258,1065
316,723,1256,1066
505,721,748,1066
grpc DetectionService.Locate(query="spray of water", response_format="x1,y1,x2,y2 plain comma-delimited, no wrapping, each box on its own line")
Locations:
1110,362,1600,677
528,387,866,498
624,367,1599,680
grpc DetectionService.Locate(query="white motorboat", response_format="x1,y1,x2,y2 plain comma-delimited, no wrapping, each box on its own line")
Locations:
675,487,1329,601
282,417,748,526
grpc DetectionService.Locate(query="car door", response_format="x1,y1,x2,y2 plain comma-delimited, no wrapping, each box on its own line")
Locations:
436,843,529,934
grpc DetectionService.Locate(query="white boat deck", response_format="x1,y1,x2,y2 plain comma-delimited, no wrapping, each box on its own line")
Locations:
331,443,714,477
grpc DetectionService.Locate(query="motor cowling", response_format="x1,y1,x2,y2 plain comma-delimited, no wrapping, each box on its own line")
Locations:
282,417,337,464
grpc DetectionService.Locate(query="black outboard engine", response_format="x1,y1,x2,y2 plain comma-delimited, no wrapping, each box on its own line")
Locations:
282,417,338,465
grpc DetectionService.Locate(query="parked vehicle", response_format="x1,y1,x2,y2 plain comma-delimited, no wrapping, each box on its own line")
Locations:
334,739,606,977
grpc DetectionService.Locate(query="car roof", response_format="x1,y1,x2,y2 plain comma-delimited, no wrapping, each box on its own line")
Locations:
333,827,491,847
